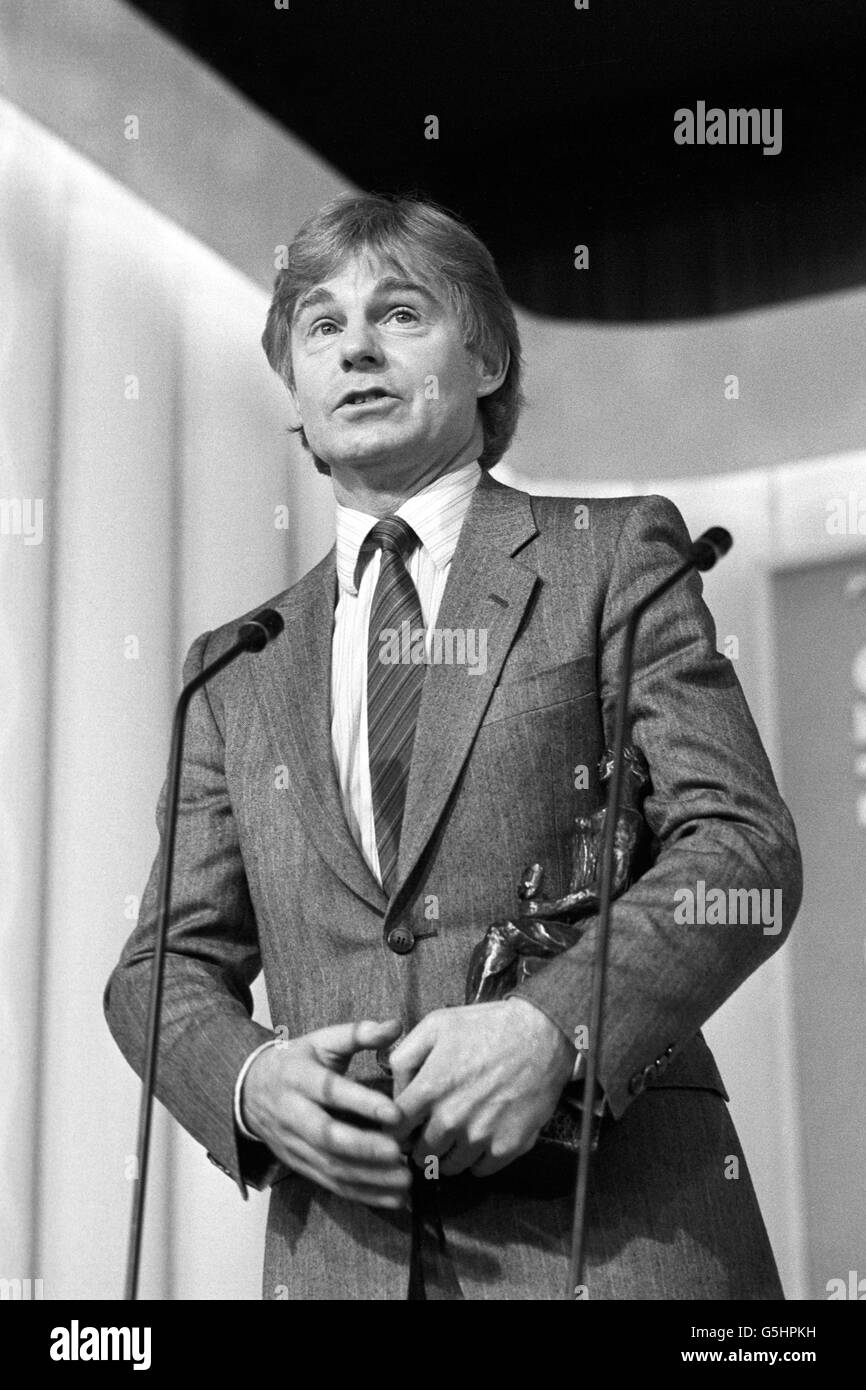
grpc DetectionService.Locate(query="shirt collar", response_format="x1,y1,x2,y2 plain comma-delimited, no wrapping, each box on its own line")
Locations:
335,457,482,596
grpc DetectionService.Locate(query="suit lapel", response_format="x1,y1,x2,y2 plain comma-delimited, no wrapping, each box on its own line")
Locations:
249,548,390,915
389,473,539,912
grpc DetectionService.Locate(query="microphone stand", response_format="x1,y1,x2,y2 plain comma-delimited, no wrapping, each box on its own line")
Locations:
566,528,732,1299
124,608,284,1302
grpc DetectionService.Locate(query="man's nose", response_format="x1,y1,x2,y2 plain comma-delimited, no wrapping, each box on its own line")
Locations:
340,318,385,369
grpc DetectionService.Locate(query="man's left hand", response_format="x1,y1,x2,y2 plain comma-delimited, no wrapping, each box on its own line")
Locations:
389,998,576,1177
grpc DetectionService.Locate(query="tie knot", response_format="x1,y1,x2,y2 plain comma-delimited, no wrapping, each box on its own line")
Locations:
365,516,418,563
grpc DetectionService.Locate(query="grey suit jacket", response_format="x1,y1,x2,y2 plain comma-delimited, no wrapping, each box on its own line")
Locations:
105,474,802,1299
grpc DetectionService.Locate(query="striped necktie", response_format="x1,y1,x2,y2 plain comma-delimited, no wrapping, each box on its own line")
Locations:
365,516,427,894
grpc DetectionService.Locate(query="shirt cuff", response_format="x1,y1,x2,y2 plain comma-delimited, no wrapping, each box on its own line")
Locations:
570,1049,607,1116
234,1037,281,1141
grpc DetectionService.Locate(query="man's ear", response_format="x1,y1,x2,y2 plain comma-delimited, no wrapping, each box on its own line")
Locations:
475,346,510,399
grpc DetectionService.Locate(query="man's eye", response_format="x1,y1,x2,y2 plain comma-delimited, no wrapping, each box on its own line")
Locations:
386,306,419,324
309,319,338,336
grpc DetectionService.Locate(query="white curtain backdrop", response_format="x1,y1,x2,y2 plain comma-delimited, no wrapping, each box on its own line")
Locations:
0,99,334,1298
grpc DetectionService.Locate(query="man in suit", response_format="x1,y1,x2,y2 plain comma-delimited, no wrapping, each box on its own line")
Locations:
105,192,802,1300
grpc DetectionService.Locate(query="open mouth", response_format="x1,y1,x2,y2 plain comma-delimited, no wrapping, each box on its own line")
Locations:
337,388,396,409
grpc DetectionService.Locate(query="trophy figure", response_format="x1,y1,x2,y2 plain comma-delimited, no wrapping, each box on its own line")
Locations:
465,743,656,1149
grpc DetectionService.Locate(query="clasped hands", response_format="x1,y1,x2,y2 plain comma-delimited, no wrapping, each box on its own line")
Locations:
241,999,576,1211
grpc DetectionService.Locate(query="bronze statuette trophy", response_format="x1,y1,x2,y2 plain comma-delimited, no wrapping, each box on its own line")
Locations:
465,743,656,1151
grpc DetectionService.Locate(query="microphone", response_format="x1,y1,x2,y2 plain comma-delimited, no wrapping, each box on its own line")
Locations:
124,608,284,1301
238,608,285,651
567,528,732,1299
689,526,732,572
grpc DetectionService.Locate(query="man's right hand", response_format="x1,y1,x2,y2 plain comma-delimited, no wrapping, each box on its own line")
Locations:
240,1018,411,1210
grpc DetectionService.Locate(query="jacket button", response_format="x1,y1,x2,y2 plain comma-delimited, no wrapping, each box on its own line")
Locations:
386,925,415,954
628,1071,646,1096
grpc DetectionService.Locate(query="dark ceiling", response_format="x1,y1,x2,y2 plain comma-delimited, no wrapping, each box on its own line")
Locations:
126,0,866,321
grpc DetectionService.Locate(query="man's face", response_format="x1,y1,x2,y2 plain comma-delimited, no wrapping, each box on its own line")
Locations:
287,254,499,485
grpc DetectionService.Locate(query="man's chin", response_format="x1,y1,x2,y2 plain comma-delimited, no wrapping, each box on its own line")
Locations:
312,431,418,474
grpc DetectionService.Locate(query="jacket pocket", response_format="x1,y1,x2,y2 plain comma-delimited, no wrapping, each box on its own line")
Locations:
482,655,597,726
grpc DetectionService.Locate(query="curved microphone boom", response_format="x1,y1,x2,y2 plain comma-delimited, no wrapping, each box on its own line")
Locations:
567,529,732,1299
124,608,284,1301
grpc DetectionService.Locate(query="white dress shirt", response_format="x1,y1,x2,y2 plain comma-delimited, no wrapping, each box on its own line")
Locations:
330,455,483,884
